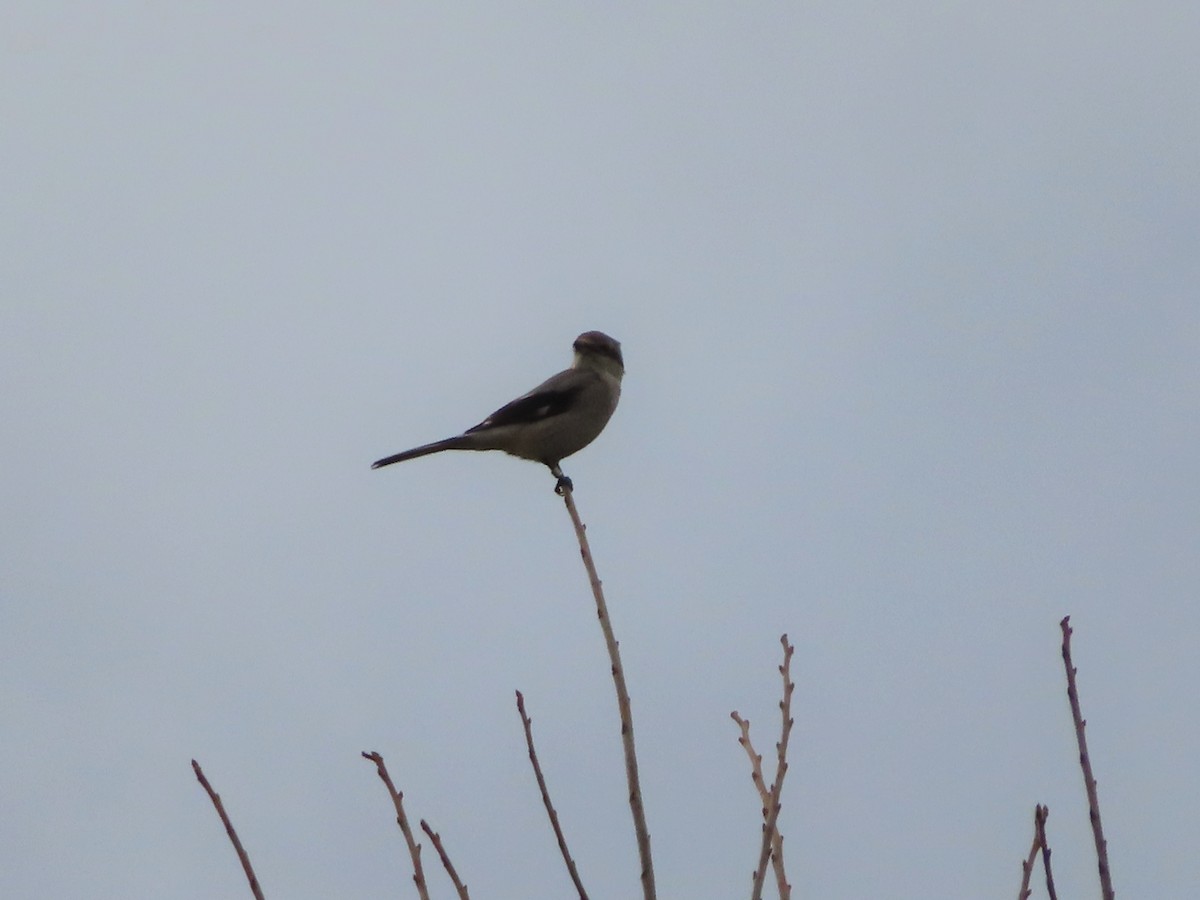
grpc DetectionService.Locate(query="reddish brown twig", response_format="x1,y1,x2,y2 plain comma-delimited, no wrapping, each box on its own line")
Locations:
191,759,266,900
361,751,430,900
516,690,590,900
748,635,795,900
420,819,470,900
556,475,656,900
1035,804,1058,900
1060,617,1115,900
730,712,789,898
1017,805,1043,900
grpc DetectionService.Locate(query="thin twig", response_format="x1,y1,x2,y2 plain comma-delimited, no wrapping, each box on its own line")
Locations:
1035,804,1058,900
730,713,770,806
1060,617,1116,900
730,712,789,899
516,690,591,900
361,751,431,900
555,472,656,900
769,637,795,900
421,819,471,900
750,635,795,900
1017,805,1042,900
191,759,266,900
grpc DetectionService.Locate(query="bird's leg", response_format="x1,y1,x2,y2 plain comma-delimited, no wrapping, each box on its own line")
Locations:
549,464,573,495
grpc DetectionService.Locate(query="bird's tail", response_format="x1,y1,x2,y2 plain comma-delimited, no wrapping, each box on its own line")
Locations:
370,436,472,469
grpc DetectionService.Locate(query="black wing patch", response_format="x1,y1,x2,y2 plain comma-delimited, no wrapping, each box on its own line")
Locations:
466,385,581,433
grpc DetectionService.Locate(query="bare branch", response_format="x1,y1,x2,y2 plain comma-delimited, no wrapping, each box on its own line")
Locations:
1033,804,1059,900
421,819,470,900
1017,805,1042,900
361,751,430,900
191,759,266,900
555,475,656,900
731,712,789,898
516,690,591,900
730,712,771,813
1060,617,1116,900
749,635,795,900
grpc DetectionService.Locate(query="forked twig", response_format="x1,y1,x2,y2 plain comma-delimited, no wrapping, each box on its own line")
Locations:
1060,617,1115,900
1017,805,1042,900
1035,804,1058,900
748,635,795,900
191,759,266,900
421,819,470,900
361,751,431,900
516,690,590,900
555,474,656,900
730,712,789,898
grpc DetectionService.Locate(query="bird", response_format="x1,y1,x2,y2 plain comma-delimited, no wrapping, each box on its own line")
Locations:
372,331,623,491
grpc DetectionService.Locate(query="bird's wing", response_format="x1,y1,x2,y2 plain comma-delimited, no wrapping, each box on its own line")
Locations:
464,370,586,434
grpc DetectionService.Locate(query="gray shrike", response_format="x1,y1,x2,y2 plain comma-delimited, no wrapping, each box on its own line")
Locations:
372,331,623,490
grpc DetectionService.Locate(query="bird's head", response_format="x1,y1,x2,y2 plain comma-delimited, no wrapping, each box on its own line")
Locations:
572,331,624,379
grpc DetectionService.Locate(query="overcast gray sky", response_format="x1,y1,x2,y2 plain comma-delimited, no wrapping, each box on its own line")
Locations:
3,4,1198,898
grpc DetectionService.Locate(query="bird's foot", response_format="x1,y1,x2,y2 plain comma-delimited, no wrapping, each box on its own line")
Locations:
550,465,573,495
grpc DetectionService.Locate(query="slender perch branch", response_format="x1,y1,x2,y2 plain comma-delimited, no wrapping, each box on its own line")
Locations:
191,759,266,900
516,690,591,900
361,751,431,900
555,473,656,900
1060,617,1115,900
